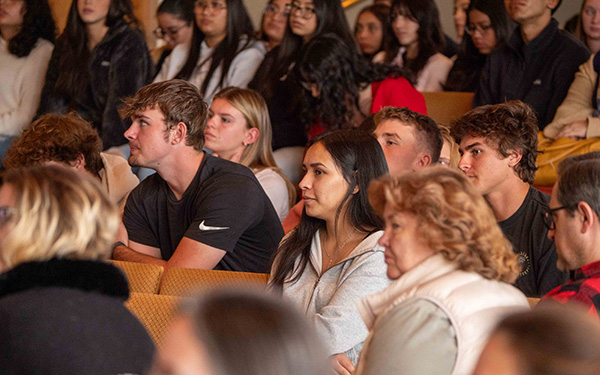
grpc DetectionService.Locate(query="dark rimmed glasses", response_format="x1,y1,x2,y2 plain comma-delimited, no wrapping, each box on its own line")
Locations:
543,205,575,231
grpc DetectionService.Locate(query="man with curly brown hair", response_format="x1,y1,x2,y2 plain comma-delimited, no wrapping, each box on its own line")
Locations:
451,100,567,297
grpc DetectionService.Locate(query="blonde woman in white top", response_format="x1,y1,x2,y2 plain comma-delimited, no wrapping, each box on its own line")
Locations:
204,87,295,222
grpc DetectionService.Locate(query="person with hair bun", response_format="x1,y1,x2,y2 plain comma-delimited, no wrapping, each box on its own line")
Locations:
356,167,528,375
0,165,154,374
152,0,195,74
0,0,55,165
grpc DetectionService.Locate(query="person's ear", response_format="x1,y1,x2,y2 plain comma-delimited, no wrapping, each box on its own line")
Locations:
413,153,432,171
507,149,523,168
244,128,260,146
578,201,597,234
71,153,86,171
171,122,188,144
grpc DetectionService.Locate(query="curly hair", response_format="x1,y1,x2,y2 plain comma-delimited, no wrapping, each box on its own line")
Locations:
295,33,407,132
4,113,104,177
368,167,520,283
6,0,55,57
451,100,539,184
1,165,118,269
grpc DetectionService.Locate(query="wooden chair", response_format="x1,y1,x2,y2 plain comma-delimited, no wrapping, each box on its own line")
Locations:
110,260,164,294
159,268,269,297
422,92,474,126
125,292,182,347
527,297,541,308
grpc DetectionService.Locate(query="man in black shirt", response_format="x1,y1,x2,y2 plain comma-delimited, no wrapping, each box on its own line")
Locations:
452,101,568,297
112,80,283,273
473,0,589,129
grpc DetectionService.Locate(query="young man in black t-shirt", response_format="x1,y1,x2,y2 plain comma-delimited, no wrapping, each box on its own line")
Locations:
112,80,283,273
451,100,568,297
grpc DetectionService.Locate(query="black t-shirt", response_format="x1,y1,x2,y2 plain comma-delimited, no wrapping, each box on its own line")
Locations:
498,186,569,297
123,154,284,273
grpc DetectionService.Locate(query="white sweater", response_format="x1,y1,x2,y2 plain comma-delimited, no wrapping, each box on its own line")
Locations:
0,37,53,137
154,37,265,103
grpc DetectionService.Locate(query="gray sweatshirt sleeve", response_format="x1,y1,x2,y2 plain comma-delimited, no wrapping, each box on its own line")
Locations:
359,299,457,375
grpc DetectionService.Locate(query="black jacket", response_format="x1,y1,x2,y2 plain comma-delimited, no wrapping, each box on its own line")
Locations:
38,19,153,149
473,19,590,129
0,258,155,375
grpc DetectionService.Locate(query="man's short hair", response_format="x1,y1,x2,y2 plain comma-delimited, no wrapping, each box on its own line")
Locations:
451,100,539,184
4,113,104,176
120,79,208,151
557,153,600,219
375,106,443,163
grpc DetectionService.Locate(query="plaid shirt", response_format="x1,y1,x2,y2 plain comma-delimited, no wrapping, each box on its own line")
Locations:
543,259,600,317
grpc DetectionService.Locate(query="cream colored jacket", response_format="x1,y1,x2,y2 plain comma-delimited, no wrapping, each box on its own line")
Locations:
544,55,600,139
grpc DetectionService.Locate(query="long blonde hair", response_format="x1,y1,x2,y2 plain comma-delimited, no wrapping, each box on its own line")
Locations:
369,167,520,282
213,87,296,207
0,165,118,269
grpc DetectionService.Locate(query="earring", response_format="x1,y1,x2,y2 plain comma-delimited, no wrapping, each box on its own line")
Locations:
243,142,248,146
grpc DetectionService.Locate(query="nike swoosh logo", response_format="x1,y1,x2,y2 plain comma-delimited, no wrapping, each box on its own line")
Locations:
198,220,230,231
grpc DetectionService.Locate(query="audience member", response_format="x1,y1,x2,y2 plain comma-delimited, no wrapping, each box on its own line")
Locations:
0,165,154,375
152,289,329,375
204,87,296,223
357,167,528,375
474,303,600,375
354,4,391,61
152,0,195,75
38,0,153,153
454,0,470,39
295,33,426,135
250,0,356,171
541,153,600,317
270,130,390,374
452,101,568,297
376,0,453,92
544,53,600,140
0,0,54,165
281,106,442,234
3,113,138,208
576,0,600,55
445,0,514,92
114,80,283,272
258,0,291,52
474,0,589,129
154,0,264,103
439,124,460,168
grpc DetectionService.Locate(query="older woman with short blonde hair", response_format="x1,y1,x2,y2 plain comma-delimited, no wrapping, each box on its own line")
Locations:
355,167,529,375
0,165,154,374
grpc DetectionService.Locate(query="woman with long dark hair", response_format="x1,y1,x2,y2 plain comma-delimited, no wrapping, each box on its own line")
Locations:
0,0,55,163
295,33,426,135
354,4,391,61
152,0,195,75
445,0,514,92
258,0,291,52
38,0,153,153
576,0,600,55
154,0,264,104
249,0,357,179
270,130,390,374
376,0,452,92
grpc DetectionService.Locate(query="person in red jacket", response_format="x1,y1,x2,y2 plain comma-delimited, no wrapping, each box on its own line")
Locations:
294,33,427,139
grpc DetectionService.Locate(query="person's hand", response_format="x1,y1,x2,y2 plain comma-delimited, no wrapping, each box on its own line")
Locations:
556,119,588,140
330,353,355,375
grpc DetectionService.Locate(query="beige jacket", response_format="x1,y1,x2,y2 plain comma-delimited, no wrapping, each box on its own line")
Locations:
544,55,600,139
99,152,139,208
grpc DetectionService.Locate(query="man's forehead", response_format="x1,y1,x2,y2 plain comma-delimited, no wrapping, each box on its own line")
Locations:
459,134,496,149
133,105,165,120
374,119,416,136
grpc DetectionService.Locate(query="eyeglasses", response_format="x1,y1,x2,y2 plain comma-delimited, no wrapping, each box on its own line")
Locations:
194,0,227,14
265,3,291,17
0,206,14,226
290,3,316,19
543,205,575,231
153,24,189,39
465,23,493,35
